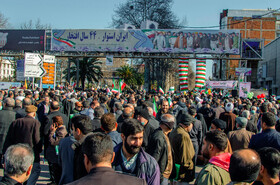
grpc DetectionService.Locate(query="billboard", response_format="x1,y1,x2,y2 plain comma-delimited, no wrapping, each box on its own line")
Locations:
0,82,21,90
206,81,238,89
235,68,252,76
239,82,251,98
0,30,45,51
51,29,240,54
42,55,56,89
16,60,25,81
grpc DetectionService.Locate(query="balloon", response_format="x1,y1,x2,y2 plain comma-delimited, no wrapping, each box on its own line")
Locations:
247,92,254,99
257,95,261,99
261,94,265,98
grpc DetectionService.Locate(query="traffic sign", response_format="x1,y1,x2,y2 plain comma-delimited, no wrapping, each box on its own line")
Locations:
24,53,46,77
42,55,56,89
24,53,43,65
25,65,46,77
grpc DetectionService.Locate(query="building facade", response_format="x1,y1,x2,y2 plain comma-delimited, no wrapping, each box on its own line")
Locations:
219,9,280,87
0,57,15,80
258,37,280,95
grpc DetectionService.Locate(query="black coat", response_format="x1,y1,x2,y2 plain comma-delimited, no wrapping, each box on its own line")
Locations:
72,133,94,181
0,175,21,185
146,128,168,182
0,108,16,154
3,116,42,162
142,122,156,151
67,167,146,185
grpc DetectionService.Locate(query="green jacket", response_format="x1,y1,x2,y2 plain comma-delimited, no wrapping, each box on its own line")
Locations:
169,125,195,182
195,163,231,185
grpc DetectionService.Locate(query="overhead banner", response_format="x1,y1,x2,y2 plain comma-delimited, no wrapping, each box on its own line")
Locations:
206,81,238,89
235,68,252,76
0,30,45,51
0,82,21,90
51,29,240,54
239,82,251,98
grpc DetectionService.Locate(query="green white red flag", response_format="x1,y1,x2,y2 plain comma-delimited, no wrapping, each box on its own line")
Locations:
153,97,158,117
159,86,164,94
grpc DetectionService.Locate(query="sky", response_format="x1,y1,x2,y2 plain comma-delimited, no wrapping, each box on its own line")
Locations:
1,0,279,29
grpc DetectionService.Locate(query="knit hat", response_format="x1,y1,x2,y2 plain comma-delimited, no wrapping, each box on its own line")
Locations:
212,119,227,130
136,107,150,120
180,113,195,126
225,102,234,112
236,117,248,128
25,105,38,113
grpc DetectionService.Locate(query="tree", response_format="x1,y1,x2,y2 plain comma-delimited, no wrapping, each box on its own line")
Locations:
112,0,182,29
63,57,103,90
116,65,144,89
20,18,51,29
0,12,9,28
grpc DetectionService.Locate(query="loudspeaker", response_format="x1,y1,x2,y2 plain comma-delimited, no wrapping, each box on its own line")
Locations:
232,90,238,97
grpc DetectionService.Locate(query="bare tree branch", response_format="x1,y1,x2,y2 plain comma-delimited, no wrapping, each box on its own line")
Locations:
0,12,9,28
111,0,185,29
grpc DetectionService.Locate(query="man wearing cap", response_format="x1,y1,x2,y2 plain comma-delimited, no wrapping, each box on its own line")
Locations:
146,114,174,185
136,105,156,151
169,113,195,184
219,102,236,134
227,117,254,151
210,119,232,154
3,105,41,185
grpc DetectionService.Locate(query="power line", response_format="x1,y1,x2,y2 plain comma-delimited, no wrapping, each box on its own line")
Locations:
182,8,280,29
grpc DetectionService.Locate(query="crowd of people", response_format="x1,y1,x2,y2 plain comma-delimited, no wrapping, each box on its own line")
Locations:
0,87,279,185
152,31,239,51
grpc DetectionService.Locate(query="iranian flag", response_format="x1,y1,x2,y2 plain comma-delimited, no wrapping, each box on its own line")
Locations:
111,88,119,94
159,86,164,94
106,88,111,94
153,97,158,117
168,97,173,108
119,79,126,93
112,79,116,88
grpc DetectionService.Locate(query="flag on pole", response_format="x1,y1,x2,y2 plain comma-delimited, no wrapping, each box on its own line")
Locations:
159,86,164,94
24,79,27,89
111,88,119,94
168,97,173,108
106,88,111,94
153,97,158,117
112,79,115,88
119,79,126,93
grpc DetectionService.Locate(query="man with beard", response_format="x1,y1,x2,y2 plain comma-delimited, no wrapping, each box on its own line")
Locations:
156,100,173,122
112,119,160,185
195,130,231,185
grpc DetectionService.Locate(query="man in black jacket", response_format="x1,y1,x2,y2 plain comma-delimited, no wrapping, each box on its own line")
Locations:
71,115,93,181
0,98,16,164
3,105,41,185
67,133,146,185
146,114,174,185
135,105,156,151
